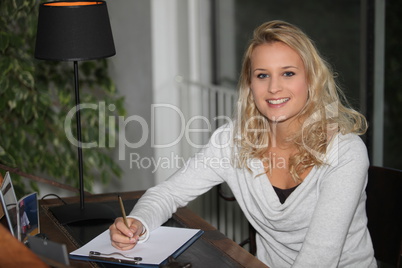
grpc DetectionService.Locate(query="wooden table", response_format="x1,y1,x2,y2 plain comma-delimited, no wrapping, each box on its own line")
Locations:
0,224,49,267
39,191,268,268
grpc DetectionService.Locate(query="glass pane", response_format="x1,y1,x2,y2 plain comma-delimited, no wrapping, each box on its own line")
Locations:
383,0,402,169
214,0,362,108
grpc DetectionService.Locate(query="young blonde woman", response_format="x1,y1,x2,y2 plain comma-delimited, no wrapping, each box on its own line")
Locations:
109,20,376,267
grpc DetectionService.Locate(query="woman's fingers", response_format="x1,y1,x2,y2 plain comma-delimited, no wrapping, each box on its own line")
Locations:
111,238,137,250
109,217,144,250
129,219,144,240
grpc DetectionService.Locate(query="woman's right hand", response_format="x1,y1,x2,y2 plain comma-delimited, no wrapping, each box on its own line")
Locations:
109,217,144,250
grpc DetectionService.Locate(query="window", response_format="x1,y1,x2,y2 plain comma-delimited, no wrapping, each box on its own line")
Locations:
212,0,401,169
383,0,402,169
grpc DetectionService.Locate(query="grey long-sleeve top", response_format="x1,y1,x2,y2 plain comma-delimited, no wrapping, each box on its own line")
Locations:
129,124,377,268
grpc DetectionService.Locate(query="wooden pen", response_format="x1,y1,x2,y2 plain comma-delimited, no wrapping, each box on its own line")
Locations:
117,195,129,228
118,195,146,238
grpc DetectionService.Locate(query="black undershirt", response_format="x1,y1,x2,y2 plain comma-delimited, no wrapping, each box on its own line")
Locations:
272,184,299,204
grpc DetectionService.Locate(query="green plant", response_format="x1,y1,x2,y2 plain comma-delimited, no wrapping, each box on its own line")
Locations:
0,0,125,197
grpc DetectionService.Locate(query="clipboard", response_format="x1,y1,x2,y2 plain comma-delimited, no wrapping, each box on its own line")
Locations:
28,235,70,265
69,226,204,267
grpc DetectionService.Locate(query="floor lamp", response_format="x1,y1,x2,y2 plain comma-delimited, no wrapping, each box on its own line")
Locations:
35,1,117,224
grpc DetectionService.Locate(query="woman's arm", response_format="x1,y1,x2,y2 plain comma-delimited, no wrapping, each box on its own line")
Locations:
293,135,370,267
127,125,233,234
129,146,228,231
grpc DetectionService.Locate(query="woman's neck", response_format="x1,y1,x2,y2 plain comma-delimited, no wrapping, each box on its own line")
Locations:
269,119,300,148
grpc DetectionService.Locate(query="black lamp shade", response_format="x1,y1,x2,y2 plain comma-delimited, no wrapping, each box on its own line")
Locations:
35,1,115,61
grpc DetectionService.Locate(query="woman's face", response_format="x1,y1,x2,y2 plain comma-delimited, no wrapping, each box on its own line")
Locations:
250,42,309,127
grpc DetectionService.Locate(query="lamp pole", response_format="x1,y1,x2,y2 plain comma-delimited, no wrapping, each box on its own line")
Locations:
74,60,85,210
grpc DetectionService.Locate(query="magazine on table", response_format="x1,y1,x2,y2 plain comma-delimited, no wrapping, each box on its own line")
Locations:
0,172,40,243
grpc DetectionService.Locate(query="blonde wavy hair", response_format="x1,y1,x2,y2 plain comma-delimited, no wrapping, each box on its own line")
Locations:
233,20,367,182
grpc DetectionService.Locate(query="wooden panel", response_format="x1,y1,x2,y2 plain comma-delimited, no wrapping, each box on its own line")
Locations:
0,224,48,268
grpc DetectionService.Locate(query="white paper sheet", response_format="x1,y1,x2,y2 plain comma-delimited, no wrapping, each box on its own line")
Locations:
70,226,201,265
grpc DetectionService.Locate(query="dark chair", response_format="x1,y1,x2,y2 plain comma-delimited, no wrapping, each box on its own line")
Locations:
366,166,402,267
218,184,257,255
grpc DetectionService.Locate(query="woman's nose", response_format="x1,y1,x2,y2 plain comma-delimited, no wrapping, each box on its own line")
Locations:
268,77,281,94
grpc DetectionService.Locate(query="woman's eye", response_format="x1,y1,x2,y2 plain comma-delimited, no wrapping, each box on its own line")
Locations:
283,71,295,77
257,73,269,79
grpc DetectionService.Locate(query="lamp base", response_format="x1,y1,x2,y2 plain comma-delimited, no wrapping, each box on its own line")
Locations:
49,203,117,225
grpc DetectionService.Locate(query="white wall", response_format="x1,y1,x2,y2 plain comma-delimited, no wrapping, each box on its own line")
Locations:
95,0,155,193
98,0,214,191
150,0,183,185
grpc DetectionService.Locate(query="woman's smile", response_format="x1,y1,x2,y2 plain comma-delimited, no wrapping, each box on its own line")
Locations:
267,97,290,106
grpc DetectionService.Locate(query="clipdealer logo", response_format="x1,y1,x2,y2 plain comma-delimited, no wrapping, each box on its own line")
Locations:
64,102,233,161
64,101,340,171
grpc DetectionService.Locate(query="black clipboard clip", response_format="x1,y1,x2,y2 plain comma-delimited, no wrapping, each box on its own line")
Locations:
89,251,142,265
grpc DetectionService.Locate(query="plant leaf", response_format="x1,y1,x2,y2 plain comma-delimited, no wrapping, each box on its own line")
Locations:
0,32,9,52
